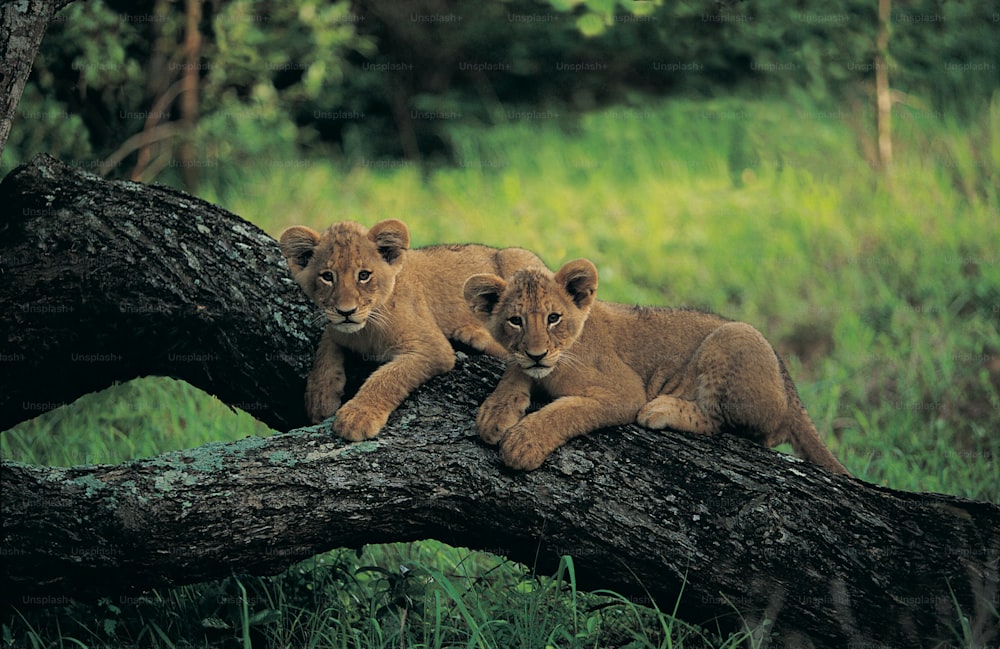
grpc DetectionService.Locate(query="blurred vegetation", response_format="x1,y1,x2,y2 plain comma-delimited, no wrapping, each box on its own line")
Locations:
4,0,999,185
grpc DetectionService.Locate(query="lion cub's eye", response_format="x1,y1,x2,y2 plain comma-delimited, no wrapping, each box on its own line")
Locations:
319,271,334,283
358,270,372,283
507,316,523,328
547,313,562,325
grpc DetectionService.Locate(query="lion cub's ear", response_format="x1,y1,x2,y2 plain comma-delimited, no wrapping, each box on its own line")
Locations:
279,226,321,274
464,274,507,320
554,259,598,310
368,219,410,265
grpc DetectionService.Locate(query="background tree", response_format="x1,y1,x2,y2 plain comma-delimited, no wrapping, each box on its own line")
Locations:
5,0,998,180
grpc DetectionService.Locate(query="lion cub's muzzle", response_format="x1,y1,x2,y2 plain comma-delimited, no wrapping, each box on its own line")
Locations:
326,306,367,333
516,350,558,379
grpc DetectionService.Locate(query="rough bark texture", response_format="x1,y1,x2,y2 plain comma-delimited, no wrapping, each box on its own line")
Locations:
1,155,999,648
0,153,316,432
0,0,76,159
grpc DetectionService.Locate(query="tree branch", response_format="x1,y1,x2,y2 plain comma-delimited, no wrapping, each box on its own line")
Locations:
0,0,77,159
0,153,316,432
1,155,998,648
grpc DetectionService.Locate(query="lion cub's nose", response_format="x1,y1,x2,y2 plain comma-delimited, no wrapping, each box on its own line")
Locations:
526,351,547,363
336,306,357,317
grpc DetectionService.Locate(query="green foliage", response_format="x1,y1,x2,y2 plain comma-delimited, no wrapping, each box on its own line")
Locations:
1,547,751,647
542,0,661,37
3,1,146,171
4,0,374,183
6,0,998,178
2,86,93,172
158,0,378,189
201,0,375,130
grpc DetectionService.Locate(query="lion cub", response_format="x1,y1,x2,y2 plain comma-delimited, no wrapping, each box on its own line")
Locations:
464,259,850,475
280,219,542,441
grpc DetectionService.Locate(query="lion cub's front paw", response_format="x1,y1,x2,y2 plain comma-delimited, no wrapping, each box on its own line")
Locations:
499,422,556,471
476,398,526,445
452,324,509,359
305,392,341,425
331,400,389,442
305,366,345,425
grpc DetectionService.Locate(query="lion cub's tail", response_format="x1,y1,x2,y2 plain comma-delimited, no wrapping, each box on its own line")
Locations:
783,397,851,476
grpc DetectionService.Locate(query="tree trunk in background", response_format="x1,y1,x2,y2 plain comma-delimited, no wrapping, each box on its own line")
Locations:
177,0,202,192
0,0,75,160
131,0,178,183
1,155,998,647
875,0,893,171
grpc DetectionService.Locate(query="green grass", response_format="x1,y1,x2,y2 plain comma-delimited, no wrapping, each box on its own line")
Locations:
2,548,759,648
1,377,273,467
3,93,998,647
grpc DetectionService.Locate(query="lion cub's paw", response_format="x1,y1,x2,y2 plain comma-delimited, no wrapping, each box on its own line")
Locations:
305,393,341,426
476,397,527,445
499,423,555,471
452,324,509,358
305,367,346,425
332,400,389,442
635,402,672,430
637,396,716,435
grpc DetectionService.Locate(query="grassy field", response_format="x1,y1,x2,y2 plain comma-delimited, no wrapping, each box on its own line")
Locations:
3,93,998,646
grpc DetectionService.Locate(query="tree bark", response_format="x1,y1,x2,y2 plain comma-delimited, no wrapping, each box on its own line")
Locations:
2,155,998,648
0,153,317,432
0,0,76,160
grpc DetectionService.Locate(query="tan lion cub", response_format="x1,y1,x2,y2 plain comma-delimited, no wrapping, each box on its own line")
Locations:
464,259,850,475
280,219,542,441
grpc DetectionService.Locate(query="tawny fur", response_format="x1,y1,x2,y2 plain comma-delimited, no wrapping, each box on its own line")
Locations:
279,219,543,441
464,259,850,475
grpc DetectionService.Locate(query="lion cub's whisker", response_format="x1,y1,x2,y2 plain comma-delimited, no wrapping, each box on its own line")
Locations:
556,350,585,371
365,308,392,332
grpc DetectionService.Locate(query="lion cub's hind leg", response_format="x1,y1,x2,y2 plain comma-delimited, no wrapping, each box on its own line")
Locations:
637,395,717,434
700,322,789,445
637,322,788,443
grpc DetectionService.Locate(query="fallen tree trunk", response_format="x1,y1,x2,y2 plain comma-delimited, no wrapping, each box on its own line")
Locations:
1,155,998,647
